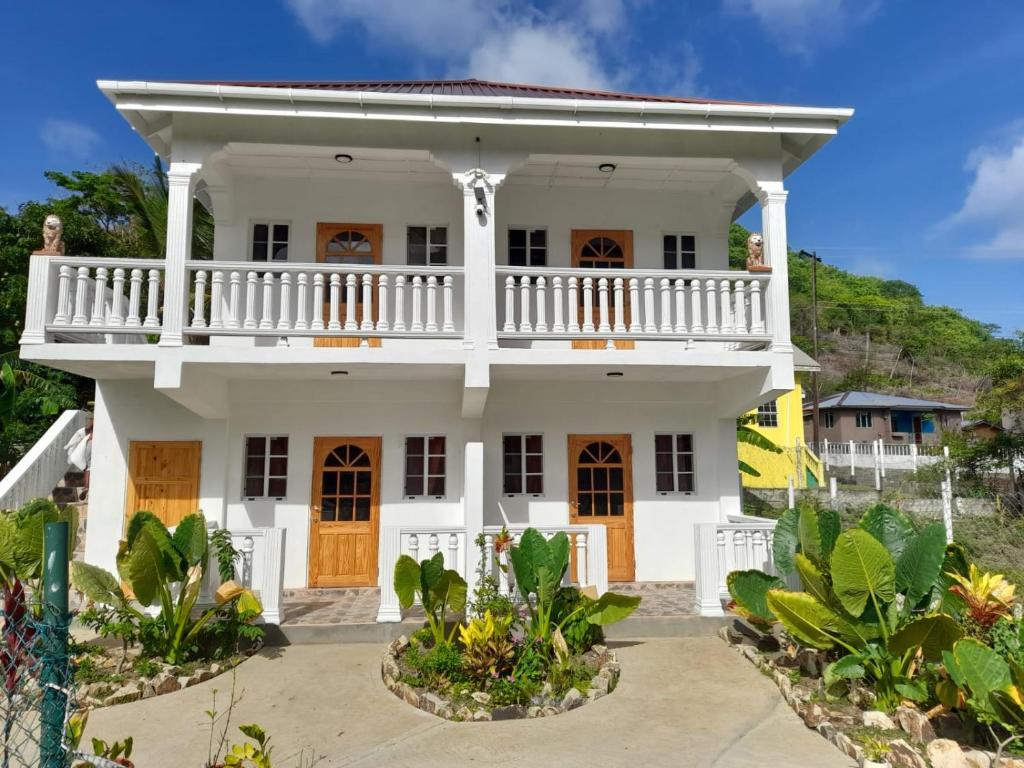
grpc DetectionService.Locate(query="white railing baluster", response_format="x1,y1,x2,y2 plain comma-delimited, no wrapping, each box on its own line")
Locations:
659,277,672,334
277,273,292,331
690,278,703,333
90,267,108,326
719,279,733,334
673,279,686,334
393,275,406,331
408,534,419,563
704,278,717,334
192,269,207,328
534,276,547,333
362,273,375,331
344,274,358,331
551,276,565,332
127,269,143,327
733,279,747,336
597,277,611,333
328,274,342,331
749,279,764,334
410,276,423,332
483,534,495,581
567,277,580,333
519,276,532,332
448,533,459,571
110,268,126,326
642,277,656,333
260,272,275,329
144,269,161,328
377,275,390,331
575,532,588,585
503,275,516,332
227,271,242,329
209,271,224,329
613,277,626,333
442,275,454,333
428,533,439,558
424,275,438,332
628,278,641,333
54,266,72,326
72,267,90,326
294,273,308,330
581,277,594,333
244,271,258,329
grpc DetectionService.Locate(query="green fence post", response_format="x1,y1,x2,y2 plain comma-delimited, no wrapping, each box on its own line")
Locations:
40,520,70,768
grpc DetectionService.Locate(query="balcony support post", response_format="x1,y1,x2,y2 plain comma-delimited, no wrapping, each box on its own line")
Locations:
455,169,503,351
160,162,202,346
759,186,791,354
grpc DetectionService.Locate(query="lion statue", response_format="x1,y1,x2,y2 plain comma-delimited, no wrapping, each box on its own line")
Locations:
745,232,765,270
39,214,65,255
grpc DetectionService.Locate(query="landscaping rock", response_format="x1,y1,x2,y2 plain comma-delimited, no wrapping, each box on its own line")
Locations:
889,739,929,768
455,706,473,721
472,709,491,722
926,739,968,768
800,703,828,729
381,656,400,680
527,706,542,718
795,648,821,677
863,710,897,730
962,752,990,768
151,672,180,696
561,688,583,710
896,706,937,743
394,682,420,707
933,712,966,742
104,683,142,706
829,731,862,761
732,618,781,652
470,691,491,705
589,675,609,694
541,706,560,717
419,692,452,719
586,687,606,702
493,705,527,721
177,675,192,690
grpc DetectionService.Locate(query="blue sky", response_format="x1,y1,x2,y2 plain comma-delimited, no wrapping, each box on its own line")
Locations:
4,1,1023,335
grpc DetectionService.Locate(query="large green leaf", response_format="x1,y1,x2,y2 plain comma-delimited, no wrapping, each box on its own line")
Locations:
765,590,842,650
124,511,166,549
887,615,962,661
70,561,126,606
942,542,969,578
123,524,177,606
430,569,467,616
824,654,866,685
508,528,569,602
586,591,642,625
954,638,1011,716
171,514,208,567
728,569,784,622
831,529,896,617
798,507,821,561
858,505,917,559
393,555,421,609
794,553,833,607
771,508,801,576
990,689,1024,729
895,523,948,609
818,509,841,559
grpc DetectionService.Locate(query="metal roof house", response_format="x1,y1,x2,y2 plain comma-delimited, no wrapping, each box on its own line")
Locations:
804,391,968,445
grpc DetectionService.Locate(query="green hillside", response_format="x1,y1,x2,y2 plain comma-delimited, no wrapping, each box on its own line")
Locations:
729,224,1024,417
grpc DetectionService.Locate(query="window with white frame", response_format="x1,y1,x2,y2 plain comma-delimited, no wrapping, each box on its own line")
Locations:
662,234,696,270
404,435,446,498
508,228,547,267
655,433,695,493
503,434,543,495
856,411,873,428
407,226,448,266
251,222,289,262
821,411,835,429
757,400,779,428
243,435,289,498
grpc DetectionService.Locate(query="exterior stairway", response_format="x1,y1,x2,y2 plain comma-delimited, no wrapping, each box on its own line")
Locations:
52,469,89,560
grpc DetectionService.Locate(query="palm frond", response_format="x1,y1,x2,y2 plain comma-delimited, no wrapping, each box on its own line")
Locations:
738,460,761,477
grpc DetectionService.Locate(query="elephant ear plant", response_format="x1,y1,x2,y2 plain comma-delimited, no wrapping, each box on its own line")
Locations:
508,528,641,648
728,504,961,711
394,552,468,645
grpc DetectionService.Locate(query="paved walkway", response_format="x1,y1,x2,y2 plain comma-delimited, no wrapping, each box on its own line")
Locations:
280,581,696,625
85,636,853,768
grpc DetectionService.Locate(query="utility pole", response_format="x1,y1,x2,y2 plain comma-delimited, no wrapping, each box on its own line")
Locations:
799,250,822,446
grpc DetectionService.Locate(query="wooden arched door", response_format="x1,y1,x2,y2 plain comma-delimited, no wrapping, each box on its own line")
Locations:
568,434,635,581
309,436,381,587
571,230,634,349
315,223,382,348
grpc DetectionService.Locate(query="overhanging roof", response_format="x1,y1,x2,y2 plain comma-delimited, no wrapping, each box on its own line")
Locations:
810,391,969,413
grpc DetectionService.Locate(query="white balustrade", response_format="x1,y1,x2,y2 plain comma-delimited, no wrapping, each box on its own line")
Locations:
185,262,462,340
376,526,469,623
496,267,768,342
198,526,286,625
480,524,608,598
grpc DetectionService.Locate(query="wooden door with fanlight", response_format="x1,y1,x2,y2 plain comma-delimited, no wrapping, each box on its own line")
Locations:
568,434,635,582
570,230,634,349
315,223,382,348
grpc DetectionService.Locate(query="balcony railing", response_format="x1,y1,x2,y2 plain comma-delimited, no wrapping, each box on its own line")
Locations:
496,266,770,344
185,261,463,340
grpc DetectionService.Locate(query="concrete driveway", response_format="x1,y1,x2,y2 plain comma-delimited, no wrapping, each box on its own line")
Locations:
85,636,854,768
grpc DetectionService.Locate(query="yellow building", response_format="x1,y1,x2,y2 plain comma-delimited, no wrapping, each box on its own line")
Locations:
739,348,824,489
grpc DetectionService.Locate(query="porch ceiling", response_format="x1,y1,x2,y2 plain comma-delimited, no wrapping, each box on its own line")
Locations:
220,143,450,182
505,154,738,192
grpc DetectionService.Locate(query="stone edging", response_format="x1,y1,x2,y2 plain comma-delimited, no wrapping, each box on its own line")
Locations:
381,636,620,721
76,656,245,709
721,622,1024,768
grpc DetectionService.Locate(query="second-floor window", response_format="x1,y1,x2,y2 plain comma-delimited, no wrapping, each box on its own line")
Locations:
821,411,835,428
243,435,289,499
663,234,696,270
508,228,547,266
856,411,873,428
251,223,289,262
757,400,779,428
407,226,448,266
404,435,446,498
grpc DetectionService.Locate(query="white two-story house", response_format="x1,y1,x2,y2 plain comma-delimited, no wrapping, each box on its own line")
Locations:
19,79,851,620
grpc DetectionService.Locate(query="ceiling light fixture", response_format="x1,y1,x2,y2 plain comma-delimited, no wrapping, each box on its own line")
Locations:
598,163,617,173
334,153,354,164
606,371,624,378
331,370,349,376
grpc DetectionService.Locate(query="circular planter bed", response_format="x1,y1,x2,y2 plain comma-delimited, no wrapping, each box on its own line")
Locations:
382,635,621,721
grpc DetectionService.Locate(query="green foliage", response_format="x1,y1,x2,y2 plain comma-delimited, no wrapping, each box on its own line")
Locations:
210,528,240,583
469,533,516,620
457,610,515,680
727,570,786,623
403,641,469,690
736,413,783,477
551,587,604,653
224,723,274,768
394,552,468,645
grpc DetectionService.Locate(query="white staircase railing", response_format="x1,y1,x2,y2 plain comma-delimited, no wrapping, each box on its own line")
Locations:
694,514,786,617
0,409,89,509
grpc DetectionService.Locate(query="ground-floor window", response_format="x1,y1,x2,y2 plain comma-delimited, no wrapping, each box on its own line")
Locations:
856,411,873,428
503,434,544,495
404,435,446,498
821,411,835,429
243,435,289,498
654,433,695,494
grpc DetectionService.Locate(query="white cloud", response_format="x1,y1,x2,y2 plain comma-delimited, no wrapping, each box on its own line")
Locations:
724,0,877,56
945,130,1024,260
40,119,100,158
282,0,696,94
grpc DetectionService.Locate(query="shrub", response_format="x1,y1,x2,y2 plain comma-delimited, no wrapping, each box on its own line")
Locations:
458,610,515,680
394,553,467,646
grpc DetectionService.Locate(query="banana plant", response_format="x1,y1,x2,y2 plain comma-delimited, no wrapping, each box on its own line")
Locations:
728,505,961,710
507,528,641,646
394,552,468,645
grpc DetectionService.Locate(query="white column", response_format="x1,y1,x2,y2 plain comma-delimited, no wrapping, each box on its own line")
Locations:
160,161,202,346
463,424,485,600
759,188,792,354
694,523,725,617
20,255,52,343
456,169,503,351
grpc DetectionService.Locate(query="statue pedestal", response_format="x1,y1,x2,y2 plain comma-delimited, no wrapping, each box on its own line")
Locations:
746,265,772,273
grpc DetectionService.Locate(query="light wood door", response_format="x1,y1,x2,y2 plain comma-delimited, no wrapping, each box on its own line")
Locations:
314,223,383,348
125,441,201,527
568,434,635,582
309,436,381,587
571,229,635,350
